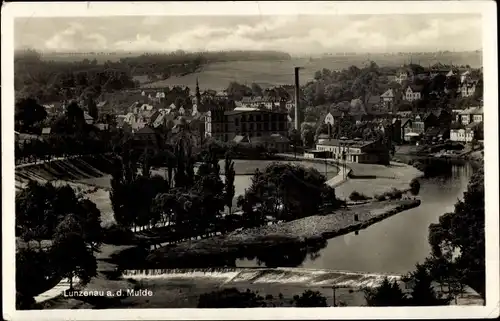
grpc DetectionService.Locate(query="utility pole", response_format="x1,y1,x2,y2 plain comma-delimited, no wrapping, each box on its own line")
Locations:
332,286,338,307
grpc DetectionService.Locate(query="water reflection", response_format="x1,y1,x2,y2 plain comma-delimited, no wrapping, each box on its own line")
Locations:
119,237,328,270
236,163,474,274
121,163,475,274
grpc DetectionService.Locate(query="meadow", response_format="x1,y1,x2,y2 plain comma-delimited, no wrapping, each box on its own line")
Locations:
141,52,482,91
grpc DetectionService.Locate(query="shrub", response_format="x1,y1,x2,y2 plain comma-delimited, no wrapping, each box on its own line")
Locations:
382,188,403,200
409,178,421,196
374,194,386,201
349,191,370,201
292,290,328,307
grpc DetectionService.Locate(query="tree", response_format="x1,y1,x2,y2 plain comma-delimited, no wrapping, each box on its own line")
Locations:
51,215,97,289
87,97,99,120
409,178,421,196
251,83,263,97
15,98,48,132
16,248,54,306
403,263,450,306
427,168,485,298
300,124,316,148
292,290,328,307
75,199,103,251
224,153,236,215
365,278,408,306
226,81,252,100
240,163,333,222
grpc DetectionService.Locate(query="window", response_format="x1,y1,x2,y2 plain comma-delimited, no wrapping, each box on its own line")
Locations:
235,118,239,126
264,123,269,131
257,123,262,131
250,123,254,130
271,123,276,131
256,115,261,121
242,124,247,132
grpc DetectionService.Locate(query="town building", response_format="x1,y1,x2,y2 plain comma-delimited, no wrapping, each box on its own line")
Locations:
460,70,471,84
380,89,402,112
404,85,423,102
450,122,483,143
204,108,288,142
16,131,43,147
303,150,331,159
250,134,291,153
83,112,94,125
396,70,411,84
315,138,390,164
456,107,483,125
460,81,477,98
240,96,283,110
131,126,159,148
364,95,381,112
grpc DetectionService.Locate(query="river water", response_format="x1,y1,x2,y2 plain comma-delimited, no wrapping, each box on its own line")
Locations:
237,162,474,275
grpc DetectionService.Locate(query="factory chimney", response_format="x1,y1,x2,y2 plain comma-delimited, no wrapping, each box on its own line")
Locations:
294,67,301,130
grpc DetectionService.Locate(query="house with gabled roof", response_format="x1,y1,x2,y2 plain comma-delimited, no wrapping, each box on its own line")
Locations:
460,81,478,98
380,88,402,112
83,112,94,125
404,85,424,102
250,133,291,153
315,138,390,164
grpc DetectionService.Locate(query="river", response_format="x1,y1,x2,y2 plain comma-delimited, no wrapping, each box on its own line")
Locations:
237,162,475,275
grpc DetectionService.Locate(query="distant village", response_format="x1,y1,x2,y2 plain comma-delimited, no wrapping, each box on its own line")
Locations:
19,63,483,166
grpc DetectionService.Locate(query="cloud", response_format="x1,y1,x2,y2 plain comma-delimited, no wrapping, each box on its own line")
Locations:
44,22,107,51
18,14,482,54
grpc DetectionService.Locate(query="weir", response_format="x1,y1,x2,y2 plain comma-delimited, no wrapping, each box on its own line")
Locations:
121,267,401,289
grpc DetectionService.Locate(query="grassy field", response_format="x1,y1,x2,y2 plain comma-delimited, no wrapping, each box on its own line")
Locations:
142,53,482,91
335,162,422,199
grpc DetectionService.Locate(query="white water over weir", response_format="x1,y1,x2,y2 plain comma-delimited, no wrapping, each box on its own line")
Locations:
121,268,401,289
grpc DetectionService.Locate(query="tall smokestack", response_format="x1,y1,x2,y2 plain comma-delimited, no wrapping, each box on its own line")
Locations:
294,67,301,130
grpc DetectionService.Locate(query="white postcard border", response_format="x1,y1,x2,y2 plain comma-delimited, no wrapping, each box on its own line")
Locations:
2,1,498,320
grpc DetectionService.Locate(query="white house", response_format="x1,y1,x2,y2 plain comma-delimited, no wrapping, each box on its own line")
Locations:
457,107,483,125
450,122,481,143
324,112,334,125
404,86,423,102
396,71,410,84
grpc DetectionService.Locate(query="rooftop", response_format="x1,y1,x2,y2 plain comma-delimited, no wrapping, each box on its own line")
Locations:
459,107,483,115
224,109,287,116
316,138,376,149
251,134,290,144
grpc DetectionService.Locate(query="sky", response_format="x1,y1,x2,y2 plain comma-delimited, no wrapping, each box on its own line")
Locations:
14,14,482,55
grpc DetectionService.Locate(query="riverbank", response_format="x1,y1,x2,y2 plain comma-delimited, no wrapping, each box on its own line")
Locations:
146,199,421,266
